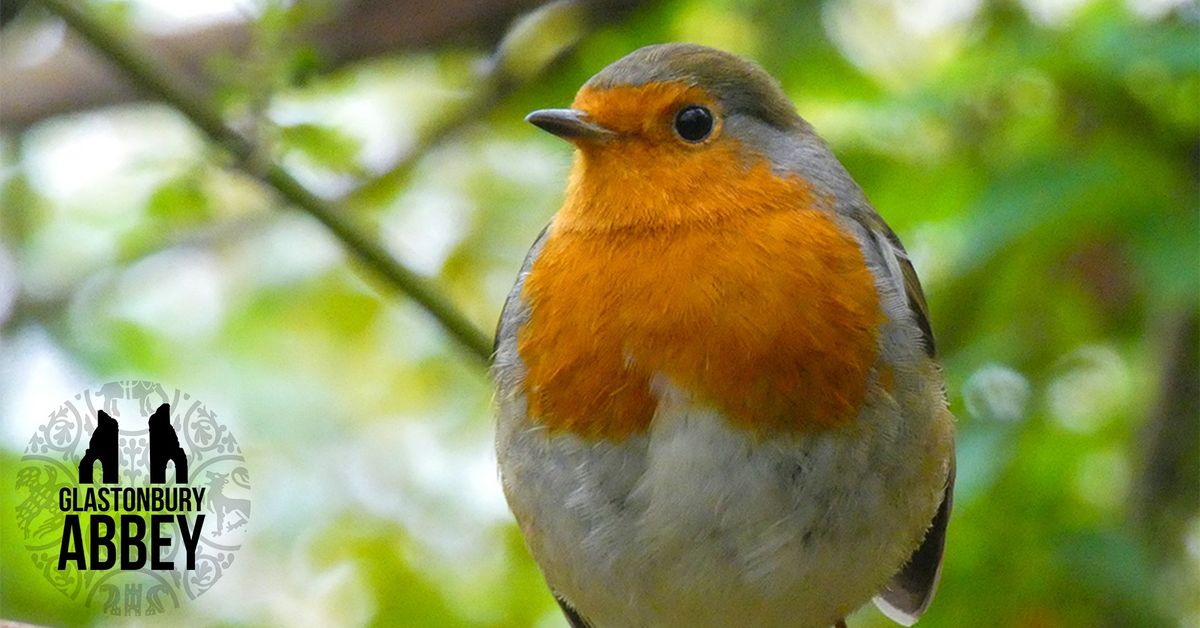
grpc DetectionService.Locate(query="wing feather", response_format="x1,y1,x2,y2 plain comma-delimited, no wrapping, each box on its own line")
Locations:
555,594,594,628
841,206,951,623
874,454,955,625
845,210,936,358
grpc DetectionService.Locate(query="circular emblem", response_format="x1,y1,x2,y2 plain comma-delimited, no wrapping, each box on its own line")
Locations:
13,381,251,616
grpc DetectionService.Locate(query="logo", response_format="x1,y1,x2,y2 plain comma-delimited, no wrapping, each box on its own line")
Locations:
14,381,251,616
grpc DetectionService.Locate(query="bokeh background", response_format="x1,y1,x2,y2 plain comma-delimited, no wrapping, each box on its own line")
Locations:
1,0,1196,626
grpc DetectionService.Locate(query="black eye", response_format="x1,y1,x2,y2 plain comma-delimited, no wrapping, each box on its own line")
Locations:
674,106,714,142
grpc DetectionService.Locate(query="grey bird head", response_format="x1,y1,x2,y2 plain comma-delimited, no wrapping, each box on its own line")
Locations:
525,43,864,215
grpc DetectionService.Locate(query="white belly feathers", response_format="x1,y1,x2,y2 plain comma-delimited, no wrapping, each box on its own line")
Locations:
496,369,950,628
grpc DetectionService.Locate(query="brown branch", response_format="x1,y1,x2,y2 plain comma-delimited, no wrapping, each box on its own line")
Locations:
346,0,641,208
2,0,645,130
2,0,550,129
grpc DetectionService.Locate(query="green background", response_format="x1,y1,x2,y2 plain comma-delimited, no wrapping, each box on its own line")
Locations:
1,0,1196,625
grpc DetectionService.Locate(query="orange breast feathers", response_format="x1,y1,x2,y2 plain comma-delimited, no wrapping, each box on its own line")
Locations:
517,125,883,441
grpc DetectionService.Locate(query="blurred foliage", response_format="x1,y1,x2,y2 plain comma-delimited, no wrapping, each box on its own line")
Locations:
1,0,1197,626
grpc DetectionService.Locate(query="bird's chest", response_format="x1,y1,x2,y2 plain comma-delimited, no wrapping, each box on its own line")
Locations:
516,209,883,439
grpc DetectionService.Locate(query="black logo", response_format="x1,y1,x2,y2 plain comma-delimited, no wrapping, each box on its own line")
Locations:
15,381,251,616
78,402,191,485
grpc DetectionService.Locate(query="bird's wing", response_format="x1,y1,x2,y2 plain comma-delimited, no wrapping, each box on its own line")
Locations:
874,453,955,626
493,224,551,355
494,225,597,628
842,207,953,624
845,209,936,358
555,594,594,628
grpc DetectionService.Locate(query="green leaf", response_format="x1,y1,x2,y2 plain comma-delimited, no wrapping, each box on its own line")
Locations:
145,172,210,228
278,122,365,175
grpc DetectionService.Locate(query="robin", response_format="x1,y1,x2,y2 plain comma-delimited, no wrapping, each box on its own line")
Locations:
493,43,955,628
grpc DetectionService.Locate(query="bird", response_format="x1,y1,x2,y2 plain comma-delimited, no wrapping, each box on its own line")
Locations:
492,42,955,628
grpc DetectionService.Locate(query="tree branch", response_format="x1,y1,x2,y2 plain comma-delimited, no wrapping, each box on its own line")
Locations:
1,0,553,129
345,0,641,207
32,0,495,363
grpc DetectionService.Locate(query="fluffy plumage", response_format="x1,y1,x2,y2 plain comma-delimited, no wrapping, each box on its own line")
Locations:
493,43,955,628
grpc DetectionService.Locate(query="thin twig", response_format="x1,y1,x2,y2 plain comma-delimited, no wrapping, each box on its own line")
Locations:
344,64,515,210
35,0,494,363
345,0,614,209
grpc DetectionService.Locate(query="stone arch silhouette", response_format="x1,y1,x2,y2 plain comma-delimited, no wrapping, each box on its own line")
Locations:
148,403,188,483
79,410,119,484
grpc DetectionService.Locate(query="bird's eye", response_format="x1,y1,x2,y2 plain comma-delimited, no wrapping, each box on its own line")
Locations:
673,106,714,142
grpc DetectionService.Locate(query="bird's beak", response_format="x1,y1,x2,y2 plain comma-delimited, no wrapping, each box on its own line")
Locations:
525,109,614,141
